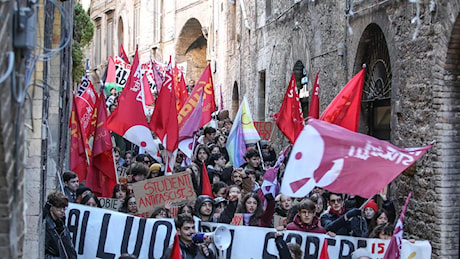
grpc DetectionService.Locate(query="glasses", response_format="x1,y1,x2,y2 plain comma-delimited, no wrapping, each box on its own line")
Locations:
330,198,343,204
144,160,150,164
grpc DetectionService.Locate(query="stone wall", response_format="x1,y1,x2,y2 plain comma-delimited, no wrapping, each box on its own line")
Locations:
231,0,459,258
85,0,460,258
0,1,25,258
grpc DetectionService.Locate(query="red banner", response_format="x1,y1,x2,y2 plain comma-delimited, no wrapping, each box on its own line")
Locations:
254,121,273,140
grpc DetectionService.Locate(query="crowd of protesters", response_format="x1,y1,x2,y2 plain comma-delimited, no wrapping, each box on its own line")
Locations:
46,88,399,259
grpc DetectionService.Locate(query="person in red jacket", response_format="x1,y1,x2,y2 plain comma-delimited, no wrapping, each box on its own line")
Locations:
286,199,326,234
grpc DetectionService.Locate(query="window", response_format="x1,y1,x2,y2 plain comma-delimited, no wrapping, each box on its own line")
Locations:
107,16,113,59
95,20,101,65
118,17,124,52
133,3,140,48
153,0,162,43
257,70,266,121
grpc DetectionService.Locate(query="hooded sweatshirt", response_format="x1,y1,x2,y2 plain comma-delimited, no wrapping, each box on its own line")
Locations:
286,213,326,234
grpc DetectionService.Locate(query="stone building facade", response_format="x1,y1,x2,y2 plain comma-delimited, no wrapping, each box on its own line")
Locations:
0,0,73,258
88,0,459,258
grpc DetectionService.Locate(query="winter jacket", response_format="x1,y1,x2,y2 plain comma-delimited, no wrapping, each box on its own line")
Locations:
286,214,326,234
321,209,368,237
45,215,77,259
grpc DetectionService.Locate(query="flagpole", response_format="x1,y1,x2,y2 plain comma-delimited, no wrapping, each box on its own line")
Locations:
112,149,119,184
268,118,276,142
256,142,265,170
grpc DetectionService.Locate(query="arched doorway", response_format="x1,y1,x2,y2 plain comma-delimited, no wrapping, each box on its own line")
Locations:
355,23,391,140
232,81,239,119
175,18,207,83
292,60,309,118
117,17,124,51
440,15,460,259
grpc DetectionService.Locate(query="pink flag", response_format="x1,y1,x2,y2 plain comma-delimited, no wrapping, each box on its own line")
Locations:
280,118,432,198
308,72,320,119
151,59,164,94
383,192,412,259
105,48,160,161
178,90,204,139
261,145,290,199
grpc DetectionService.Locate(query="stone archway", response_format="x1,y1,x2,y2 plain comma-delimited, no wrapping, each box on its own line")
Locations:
354,23,391,140
352,23,392,207
438,15,460,259
117,16,124,49
175,18,207,83
231,81,239,119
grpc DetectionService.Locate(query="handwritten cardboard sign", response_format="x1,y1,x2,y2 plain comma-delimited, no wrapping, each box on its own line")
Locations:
254,121,273,140
132,172,196,213
98,197,122,211
273,215,286,228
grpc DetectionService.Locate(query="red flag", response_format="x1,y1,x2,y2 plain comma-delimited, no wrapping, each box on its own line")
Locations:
103,56,118,96
320,238,329,259
175,73,189,112
75,77,98,160
280,118,432,198
150,58,179,152
86,93,117,197
69,94,88,181
309,72,320,119
177,64,215,130
274,73,305,144
119,44,130,64
169,233,182,259
384,192,412,259
105,48,160,161
201,161,214,198
320,67,365,132
142,74,155,106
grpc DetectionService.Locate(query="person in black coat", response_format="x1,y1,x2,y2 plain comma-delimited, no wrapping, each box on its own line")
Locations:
43,191,77,259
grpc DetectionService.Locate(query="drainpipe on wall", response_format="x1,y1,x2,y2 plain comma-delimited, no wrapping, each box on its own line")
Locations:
239,0,251,30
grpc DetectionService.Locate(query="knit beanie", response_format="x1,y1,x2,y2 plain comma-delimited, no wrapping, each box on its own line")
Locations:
363,199,378,212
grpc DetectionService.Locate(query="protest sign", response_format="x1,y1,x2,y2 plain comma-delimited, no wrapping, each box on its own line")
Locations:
254,121,273,140
66,204,431,259
98,197,122,211
132,172,196,213
273,215,286,228
113,56,131,92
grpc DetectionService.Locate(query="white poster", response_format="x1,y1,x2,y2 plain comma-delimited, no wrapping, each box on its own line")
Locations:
66,204,431,259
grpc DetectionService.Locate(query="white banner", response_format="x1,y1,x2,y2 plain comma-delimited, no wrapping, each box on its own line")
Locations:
66,204,431,259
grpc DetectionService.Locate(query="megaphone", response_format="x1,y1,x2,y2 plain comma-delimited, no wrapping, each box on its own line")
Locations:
192,225,232,250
